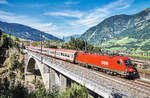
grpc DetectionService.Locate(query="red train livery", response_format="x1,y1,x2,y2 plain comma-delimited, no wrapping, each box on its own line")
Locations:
26,46,137,78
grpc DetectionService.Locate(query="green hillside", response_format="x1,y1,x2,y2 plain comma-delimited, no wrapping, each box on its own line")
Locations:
80,8,150,53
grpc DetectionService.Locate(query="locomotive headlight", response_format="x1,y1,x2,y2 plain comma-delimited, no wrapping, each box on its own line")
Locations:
129,68,134,72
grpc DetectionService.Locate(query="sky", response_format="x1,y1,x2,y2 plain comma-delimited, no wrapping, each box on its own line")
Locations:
0,0,150,38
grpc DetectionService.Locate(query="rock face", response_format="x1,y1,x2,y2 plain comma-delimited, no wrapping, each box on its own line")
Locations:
0,21,62,41
80,8,150,52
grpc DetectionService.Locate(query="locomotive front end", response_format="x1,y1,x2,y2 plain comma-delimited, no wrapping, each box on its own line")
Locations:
124,59,138,78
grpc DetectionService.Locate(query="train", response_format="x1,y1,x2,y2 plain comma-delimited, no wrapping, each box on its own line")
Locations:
26,46,138,78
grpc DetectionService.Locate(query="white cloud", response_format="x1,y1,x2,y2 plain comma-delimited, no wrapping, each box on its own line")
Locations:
31,23,57,33
68,0,133,28
44,10,83,18
0,10,59,37
70,9,109,28
64,1,80,5
44,0,133,29
0,0,8,4
17,3,48,8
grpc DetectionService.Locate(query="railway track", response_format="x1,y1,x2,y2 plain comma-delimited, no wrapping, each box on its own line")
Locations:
131,58,150,65
134,79,150,89
86,65,150,96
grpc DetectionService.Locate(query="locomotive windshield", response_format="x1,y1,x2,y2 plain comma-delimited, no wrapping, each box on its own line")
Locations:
124,60,132,67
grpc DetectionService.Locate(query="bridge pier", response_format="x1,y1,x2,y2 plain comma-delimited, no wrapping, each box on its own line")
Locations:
49,68,58,89
60,74,67,92
48,68,67,92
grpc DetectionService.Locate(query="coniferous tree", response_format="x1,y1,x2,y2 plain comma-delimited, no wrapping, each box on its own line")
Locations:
0,29,2,39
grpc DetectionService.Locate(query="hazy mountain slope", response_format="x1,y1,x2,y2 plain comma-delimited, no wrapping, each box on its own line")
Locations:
0,21,63,41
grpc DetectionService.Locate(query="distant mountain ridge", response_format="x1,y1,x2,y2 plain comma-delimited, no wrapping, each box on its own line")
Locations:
80,7,150,52
0,21,62,41
64,34,81,42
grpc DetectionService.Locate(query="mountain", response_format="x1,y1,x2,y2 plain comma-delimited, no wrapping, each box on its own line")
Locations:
80,8,150,52
0,21,63,41
64,34,81,42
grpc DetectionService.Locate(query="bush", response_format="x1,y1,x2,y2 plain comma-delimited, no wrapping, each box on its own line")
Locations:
44,45,58,49
133,63,137,68
0,78,28,98
0,79,89,98
61,83,88,98
33,81,49,98
0,78,10,98
0,29,2,38
10,82,28,98
0,34,13,49
0,34,6,48
49,86,60,98
62,37,101,53
9,53,19,71
8,71,16,80
32,82,88,98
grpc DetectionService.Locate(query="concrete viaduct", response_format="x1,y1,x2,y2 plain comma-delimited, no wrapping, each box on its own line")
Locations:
24,50,149,98
25,50,113,98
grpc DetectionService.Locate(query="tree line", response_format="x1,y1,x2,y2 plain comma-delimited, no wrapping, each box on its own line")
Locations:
62,37,101,53
0,79,89,98
30,36,102,53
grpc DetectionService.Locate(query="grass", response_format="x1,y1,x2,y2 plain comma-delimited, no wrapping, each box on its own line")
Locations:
3,33,24,40
100,36,150,55
105,47,127,51
101,37,137,47
136,39,150,47
116,37,137,45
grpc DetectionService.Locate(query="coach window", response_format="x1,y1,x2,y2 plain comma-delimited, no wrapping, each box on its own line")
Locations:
66,54,69,57
65,53,67,57
117,61,122,65
69,54,72,57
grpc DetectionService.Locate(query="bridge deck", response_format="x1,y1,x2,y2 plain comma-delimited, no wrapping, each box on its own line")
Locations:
27,50,150,98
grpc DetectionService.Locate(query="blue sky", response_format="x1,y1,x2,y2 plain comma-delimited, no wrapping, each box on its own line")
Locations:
0,0,150,38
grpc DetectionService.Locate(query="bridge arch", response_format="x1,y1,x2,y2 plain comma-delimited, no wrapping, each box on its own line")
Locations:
25,57,42,84
25,56,52,89
27,58,35,72
26,57,41,75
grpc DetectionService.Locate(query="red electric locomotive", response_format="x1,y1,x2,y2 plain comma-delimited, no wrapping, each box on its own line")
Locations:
75,51,137,77
26,46,137,78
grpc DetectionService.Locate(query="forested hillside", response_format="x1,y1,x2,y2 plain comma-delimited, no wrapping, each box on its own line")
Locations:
81,8,150,53
0,21,62,41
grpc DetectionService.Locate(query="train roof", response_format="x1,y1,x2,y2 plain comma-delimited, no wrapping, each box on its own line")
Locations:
56,49,77,53
42,47,77,54
115,56,130,60
78,51,130,60
43,48,56,51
